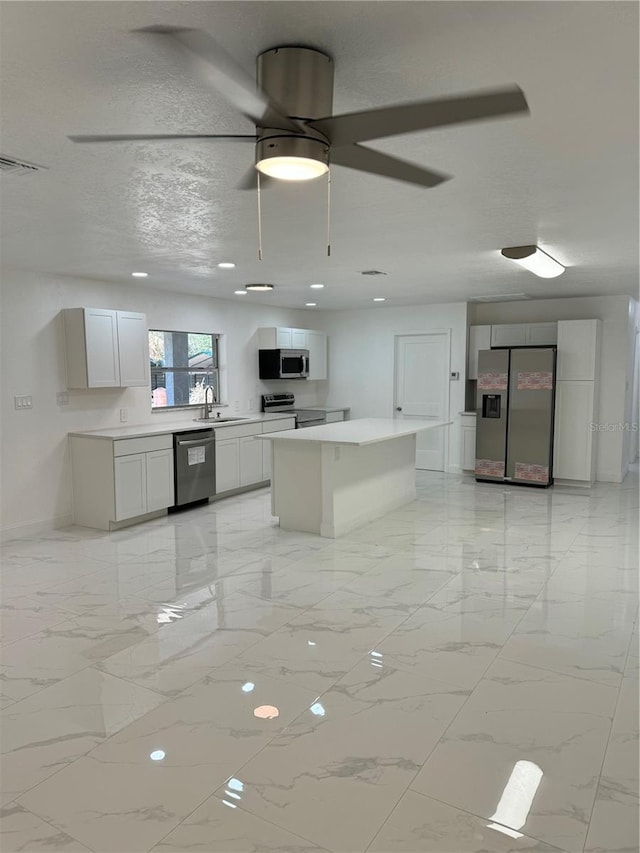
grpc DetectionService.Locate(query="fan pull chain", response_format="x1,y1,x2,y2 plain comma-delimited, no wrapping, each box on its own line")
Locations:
326,168,331,257
257,171,263,261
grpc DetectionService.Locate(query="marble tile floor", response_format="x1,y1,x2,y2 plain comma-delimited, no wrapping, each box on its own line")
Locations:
1,469,638,852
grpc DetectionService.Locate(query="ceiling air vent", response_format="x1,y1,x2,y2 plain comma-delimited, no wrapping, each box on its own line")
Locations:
0,154,46,176
360,270,387,276
469,293,530,302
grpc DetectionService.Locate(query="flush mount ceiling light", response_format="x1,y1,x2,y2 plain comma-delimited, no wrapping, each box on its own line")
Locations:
131,271,148,278
256,137,329,181
245,283,274,292
501,246,565,279
217,262,235,269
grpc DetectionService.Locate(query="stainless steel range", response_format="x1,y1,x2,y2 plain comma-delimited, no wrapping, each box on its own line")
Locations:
261,393,326,428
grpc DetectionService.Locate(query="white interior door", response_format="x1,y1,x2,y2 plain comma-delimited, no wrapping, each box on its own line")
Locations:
395,333,449,471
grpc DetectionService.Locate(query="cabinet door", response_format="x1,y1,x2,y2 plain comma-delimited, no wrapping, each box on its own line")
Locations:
215,439,240,493
553,380,595,480
526,322,557,346
114,453,147,520
262,439,272,481
557,320,599,380
291,328,308,349
461,424,477,471
490,324,527,348
117,311,149,386
240,435,264,486
146,449,174,511
467,325,492,380
307,331,327,380
85,309,120,387
276,328,292,348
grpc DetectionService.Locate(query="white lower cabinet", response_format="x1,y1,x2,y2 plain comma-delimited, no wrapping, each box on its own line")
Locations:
214,417,296,495
460,414,477,471
325,410,345,423
70,433,174,529
554,380,596,482
215,438,241,493
114,454,147,520
145,449,175,511
240,435,263,487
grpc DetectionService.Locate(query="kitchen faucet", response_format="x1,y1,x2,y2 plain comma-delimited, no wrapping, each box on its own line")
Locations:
202,385,217,419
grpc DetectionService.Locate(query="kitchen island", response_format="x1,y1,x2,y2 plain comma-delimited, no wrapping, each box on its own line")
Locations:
260,418,451,537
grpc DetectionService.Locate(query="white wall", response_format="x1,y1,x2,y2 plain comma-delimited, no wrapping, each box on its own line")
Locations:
0,269,324,536
470,295,636,482
318,302,468,473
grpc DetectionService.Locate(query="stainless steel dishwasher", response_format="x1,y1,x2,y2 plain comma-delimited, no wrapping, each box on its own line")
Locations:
173,429,216,506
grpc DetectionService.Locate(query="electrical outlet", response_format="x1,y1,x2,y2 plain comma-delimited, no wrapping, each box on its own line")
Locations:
334,447,341,461
120,408,128,423
234,401,240,412
56,392,69,406
14,395,33,410
248,398,255,411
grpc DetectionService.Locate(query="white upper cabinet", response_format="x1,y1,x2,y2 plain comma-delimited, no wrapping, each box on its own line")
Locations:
276,328,292,348
291,328,308,348
489,322,557,348
556,319,601,380
491,324,527,348
116,311,149,386
63,307,149,389
526,322,557,345
467,325,491,380
307,331,328,380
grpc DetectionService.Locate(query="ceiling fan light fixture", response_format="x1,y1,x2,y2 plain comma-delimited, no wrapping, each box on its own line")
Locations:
501,245,565,279
245,283,274,292
255,136,328,182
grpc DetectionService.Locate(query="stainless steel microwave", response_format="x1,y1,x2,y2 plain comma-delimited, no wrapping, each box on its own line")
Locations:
259,348,309,380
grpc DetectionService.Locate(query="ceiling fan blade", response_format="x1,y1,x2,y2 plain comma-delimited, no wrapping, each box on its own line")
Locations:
308,86,529,146
68,134,256,143
330,144,449,188
134,26,302,134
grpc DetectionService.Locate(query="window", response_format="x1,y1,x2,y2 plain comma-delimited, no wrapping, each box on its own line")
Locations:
149,330,220,409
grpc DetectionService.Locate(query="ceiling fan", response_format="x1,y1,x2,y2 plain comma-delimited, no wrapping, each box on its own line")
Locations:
69,26,530,189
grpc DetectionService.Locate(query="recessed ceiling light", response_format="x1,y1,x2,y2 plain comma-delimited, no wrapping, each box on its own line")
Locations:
373,297,386,302
310,283,324,289
305,302,317,307
218,262,236,269
234,290,248,295
131,272,148,278
245,283,274,292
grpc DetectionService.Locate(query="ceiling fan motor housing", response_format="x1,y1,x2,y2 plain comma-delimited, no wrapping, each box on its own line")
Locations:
257,46,334,122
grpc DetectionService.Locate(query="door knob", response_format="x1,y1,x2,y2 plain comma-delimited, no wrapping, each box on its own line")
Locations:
396,407,402,411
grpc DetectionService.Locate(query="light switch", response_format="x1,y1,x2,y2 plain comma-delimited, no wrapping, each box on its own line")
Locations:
14,395,33,410
56,392,69,406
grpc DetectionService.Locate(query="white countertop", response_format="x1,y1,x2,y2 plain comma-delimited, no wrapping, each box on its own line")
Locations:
259,418,452,446
69,412,295,441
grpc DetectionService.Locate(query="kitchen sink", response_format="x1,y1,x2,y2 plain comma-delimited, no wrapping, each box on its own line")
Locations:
193,417,249,423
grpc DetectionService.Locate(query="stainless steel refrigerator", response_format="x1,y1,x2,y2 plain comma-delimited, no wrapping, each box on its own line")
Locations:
475,347,556,486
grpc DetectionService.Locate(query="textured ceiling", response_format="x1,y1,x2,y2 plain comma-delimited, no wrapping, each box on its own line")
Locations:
1,1,638,310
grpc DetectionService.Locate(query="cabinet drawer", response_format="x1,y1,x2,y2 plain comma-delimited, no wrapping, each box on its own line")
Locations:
325,411,344,423
114,434,173,456
263,418,296,433
212,422,262,439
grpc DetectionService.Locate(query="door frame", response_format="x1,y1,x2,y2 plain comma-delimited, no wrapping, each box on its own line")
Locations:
393,329,451,473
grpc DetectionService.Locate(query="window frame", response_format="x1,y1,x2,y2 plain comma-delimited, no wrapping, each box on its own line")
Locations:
149,329,220,412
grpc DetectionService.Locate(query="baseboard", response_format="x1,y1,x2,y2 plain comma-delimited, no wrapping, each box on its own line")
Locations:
0,514,74,544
